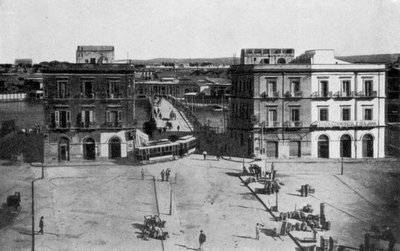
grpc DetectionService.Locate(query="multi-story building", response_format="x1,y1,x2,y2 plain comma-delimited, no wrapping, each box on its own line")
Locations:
42,63,135,162
76,46,114,64
229,49,385,159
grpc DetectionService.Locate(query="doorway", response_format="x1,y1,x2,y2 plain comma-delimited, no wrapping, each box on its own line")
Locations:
318,135,329,158
109,137,121,159
58,137,70,161
340,135,352,158
83,137,96,160
362,134,374,157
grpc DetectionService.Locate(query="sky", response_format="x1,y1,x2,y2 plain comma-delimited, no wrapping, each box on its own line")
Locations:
1,0,400,63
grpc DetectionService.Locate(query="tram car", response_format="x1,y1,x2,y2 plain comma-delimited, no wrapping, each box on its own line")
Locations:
176,135,197,155
134,135,197,162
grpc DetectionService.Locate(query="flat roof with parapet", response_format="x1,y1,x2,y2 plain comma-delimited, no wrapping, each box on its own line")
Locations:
241,48,295,55
77,45,114,51
41,63,134,74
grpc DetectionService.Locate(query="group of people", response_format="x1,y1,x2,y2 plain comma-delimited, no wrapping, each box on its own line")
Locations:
160,168,172,182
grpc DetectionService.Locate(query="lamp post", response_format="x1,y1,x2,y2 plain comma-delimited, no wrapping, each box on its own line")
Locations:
259,121,265,157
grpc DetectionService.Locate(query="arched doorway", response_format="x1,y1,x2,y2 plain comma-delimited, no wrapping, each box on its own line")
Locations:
362,134,374,157
318,135,329,158
109,137,121,159
83,137,96,160
58,137,70,161
277,58,286,64
340,135,352,158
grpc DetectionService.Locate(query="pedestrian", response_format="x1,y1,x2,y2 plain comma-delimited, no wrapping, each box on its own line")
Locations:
256,223,264,240
38,216,44,235
177,125,180,132
161,169,165,182
203,151,207,160
166,168,171,182
199,230,206,251
141,168,144,180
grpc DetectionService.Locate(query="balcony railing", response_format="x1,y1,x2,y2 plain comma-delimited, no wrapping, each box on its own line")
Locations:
77,121,95,129
101,122,123,128
332,91,354,99
356,90,377,98
285,91,303,98
260,91,279,99
266,121,280,127
311,120,378,129
311,91,332,99
284,120,303,128
52,122,71,129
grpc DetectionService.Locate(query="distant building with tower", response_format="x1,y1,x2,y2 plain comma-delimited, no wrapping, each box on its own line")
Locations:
76,46,114,64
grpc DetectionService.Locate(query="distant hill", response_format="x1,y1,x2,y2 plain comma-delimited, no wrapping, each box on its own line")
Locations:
115,57,239,65
337,54,400,64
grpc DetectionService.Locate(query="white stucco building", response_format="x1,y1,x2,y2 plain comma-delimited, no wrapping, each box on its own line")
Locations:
305,50,386,158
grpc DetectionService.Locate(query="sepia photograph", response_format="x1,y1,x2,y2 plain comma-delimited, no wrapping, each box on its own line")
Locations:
0,0,400,250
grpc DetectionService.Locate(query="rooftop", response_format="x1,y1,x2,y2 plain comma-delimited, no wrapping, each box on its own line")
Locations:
42,63,134,74
77,45,115,51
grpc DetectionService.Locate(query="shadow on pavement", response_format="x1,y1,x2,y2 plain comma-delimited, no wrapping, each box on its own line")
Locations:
174,243,199,250
286,192,303,197
232,234,254,239
225,172,240,177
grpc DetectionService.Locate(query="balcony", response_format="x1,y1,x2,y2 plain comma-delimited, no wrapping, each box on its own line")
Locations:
266,121,280,128
311,91,332,99
284,120,303,128
285,91,303,99
310,120,378,130
260,91,279,99
77,121,95,130
332,91,354,99
101,122,123,129
355,90,377,99
50,122,71,130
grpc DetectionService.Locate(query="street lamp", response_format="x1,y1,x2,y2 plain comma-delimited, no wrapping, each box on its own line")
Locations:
259,121,265,157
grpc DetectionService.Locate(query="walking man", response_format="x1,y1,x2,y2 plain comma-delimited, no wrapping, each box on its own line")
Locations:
202,151,207,160
141,168,144,180
256,223,264,240
166,168,171,182
199,230,206,251
38,216,44,235
161,169,165,182
177,125,180,132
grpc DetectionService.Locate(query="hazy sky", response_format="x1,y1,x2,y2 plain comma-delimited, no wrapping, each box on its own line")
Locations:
1,0,400,63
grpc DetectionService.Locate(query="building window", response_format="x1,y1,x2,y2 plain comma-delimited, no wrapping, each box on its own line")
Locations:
106,110,122,127
319,108,329,121
81,80,94,98
342,107,351,121
342,80,351,97
364,107,373,120
79,110,94,128
57,81,69,98
364,80,373,96
267,108,277,127
267,79,277,97
107,81,121,98
54,110,71,128
291,107,300,122
291,80,300,96
319,80,329,97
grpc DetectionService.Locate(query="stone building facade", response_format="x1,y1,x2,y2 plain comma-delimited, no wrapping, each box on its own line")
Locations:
229,49,385,159
42,63,135,163
76,46,114,64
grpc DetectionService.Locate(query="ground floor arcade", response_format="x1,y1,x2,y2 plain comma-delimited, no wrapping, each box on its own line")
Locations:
44,130,134,163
